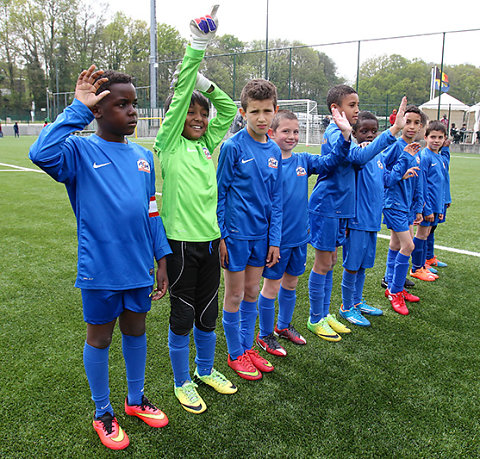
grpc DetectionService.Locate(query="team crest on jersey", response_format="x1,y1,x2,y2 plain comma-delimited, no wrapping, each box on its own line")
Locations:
137,159,151,173
296,166,307,176
268,157,278,169
377,160,384,169
203,147,212,159
415,155,420,164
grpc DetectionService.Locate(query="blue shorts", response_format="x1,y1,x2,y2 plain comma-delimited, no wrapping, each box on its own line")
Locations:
81,286,152,325
263,244,308,280
225,237,268,272
309,214,347,251
343,229,377,271
408,211,416,226
420,213,440,227
383,208,410,233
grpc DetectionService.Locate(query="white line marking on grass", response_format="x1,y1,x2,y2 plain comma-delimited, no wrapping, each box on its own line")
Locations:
451,155,480,159
377,233,480,257
0,162,45,173
155,192,162,196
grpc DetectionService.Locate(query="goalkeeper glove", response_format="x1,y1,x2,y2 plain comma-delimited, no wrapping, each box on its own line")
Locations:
190,5,219,50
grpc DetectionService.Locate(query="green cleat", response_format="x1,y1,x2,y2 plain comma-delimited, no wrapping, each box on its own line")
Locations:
174,381,207,414
307,318,341,342
193,368,238,394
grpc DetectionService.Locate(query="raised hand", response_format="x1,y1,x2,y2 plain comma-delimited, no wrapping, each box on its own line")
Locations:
190,5,219,50
75,65,110,109
391,96,408,135
402,166,420,180
403,141,421,156
331,106,352,140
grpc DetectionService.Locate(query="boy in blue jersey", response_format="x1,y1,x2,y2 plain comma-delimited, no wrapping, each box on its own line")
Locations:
256,109,351,356
29,67,171,450
307,85,407,342
410,121,448,281
217,79,282,380
154,7,238,415
425,139,451,270
383,105,426,315
339,112,421,326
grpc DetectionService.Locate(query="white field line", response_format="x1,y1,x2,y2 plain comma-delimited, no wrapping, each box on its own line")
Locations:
0,162,44,173
451,155,480,159
377,233,480,258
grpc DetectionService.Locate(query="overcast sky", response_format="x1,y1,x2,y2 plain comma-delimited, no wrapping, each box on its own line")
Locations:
101,0,479,83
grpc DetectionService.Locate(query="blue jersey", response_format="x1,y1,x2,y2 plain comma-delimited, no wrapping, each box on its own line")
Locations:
383,138,423,214
280,146,349,247
440,146,451,205
29,99,171,290
308,123,396,218
420,147,446,215
349,151,412,232
217,128,283,246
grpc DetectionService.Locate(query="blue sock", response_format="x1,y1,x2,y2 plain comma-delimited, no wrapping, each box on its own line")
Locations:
308,270,326,323
122,333,146,406
83,342,112,418
426,231,435,260
258,294,275,338
386,248,399,290
411,237,425,271
323,270,333,317
277,286,296,330
222,310,243,360
239,300,258,352
193,326,216,377
168,329,190,387
341,270,357,310
391,253,410,294
354,268,366,305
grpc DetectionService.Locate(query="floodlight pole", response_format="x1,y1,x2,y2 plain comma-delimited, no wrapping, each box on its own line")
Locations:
149,0,157,110
265,0,269,80
355,41,361,93
437,32,446,120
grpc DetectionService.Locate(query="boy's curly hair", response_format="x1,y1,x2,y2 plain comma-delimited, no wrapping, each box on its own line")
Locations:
94,70,133,96
240,79,277,111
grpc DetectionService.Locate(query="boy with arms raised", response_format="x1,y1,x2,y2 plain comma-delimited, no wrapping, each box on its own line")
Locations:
383,105,426,315
410,121,448,281
307,85,407,341
154,6,238,414
339,111,420,326
217,79,282,380
29,67,171,450
256,109,352,356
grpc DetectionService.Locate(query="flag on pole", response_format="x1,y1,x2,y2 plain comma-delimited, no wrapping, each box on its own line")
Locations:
434,67,450,92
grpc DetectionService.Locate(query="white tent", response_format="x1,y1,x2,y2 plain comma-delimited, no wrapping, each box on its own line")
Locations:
468,103,480,143
419,94,470,135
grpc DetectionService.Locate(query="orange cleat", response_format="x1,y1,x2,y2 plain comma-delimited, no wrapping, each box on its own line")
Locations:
125,396,168,428
93,412,130,450
410,268,436,282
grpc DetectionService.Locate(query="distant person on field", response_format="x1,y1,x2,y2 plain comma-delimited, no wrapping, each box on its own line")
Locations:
13,122,19,137
389,109,397,126
153,6,238,415
0,121,3,138
460,123,467,142
440,114,448,127
256,109,350,357
29,66,171,451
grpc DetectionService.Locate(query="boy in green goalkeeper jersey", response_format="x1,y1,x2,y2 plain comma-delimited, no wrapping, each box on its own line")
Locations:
153,6,238,414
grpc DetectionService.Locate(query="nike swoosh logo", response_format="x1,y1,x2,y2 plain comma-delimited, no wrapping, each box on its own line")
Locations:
432,163,437,166
237,368,260,376
241,158,254,164
93,162,111,169
111,426,125,442
187,148,197,152
181,402,204,412
133,411,165,419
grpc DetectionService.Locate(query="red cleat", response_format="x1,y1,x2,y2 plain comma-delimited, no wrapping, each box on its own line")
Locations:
401,289,420,303
93,412,130,450
227,352,262,380
245,349,275,373
124,396,168,428
388,290,409,315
